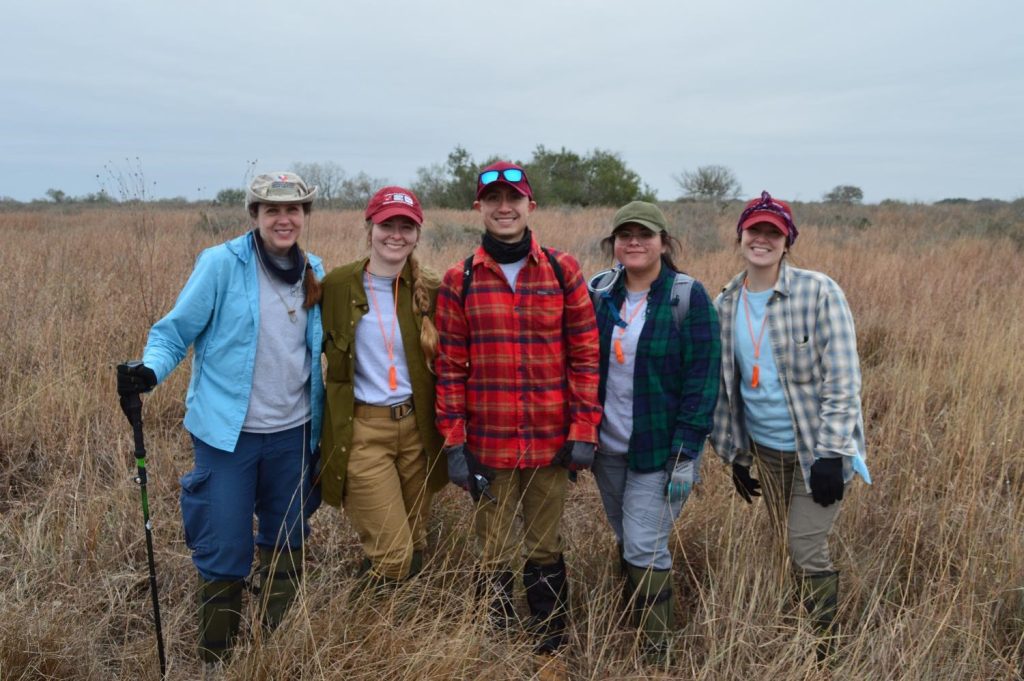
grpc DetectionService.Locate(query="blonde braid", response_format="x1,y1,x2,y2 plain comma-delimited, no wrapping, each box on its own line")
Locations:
409,254,439,369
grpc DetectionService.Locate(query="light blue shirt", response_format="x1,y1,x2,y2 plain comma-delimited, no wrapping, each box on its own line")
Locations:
734,287,797,451
142,232,324,453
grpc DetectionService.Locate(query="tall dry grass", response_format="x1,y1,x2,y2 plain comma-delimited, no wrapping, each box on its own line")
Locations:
1,201,1022,680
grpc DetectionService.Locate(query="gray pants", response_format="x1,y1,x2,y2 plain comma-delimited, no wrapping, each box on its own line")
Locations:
593,452,688,571
752,442,842,575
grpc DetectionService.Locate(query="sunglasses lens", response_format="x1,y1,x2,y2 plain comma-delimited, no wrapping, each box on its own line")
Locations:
479,170,499,185
502,169,523,183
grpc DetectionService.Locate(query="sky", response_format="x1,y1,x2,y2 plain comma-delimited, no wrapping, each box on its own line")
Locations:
5,0,1022,205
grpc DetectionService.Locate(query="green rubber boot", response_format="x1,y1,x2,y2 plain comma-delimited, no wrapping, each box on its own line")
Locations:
198,577,244,664
800,571,840,662
627,564,674,664
259,546,303,630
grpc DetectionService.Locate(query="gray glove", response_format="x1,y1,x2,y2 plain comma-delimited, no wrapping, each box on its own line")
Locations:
665,457,695,503
562,440,595,471
446,444,471,489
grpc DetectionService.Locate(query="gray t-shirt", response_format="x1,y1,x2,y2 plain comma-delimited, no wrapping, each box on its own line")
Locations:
354,272,414,406
599,289,648,455
242,254,311,433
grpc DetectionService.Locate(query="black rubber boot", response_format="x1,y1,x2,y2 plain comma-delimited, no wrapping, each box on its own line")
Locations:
259,546,302,630
476,569,517,631
408,549,424,579
198,577,244,664
524,555,570,653
800,571,840,662
626,564,674,664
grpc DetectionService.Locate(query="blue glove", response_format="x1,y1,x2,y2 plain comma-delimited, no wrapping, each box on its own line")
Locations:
665,457,694,503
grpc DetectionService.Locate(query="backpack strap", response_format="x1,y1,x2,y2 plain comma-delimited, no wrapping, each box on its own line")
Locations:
669,273,695,332
459,254,474,305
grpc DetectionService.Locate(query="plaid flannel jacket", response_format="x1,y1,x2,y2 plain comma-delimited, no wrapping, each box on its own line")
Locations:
595,265,721,473
709,261,869,490
434,239,601,468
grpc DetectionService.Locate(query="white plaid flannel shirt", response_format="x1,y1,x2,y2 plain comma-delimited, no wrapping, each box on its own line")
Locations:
709,261,870,490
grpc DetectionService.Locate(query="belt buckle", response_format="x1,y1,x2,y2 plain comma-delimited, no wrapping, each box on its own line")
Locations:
390,401,414,421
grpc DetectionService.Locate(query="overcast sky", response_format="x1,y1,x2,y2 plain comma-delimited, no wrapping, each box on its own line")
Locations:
5,0,1022,204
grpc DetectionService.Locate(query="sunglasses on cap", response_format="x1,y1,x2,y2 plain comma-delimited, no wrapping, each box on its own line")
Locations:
479,168,525,185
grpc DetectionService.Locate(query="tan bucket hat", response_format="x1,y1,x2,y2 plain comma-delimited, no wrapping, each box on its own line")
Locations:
245,171,318,210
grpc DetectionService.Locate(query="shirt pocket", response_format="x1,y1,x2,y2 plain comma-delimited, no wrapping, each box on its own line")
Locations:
523,288,563,332
323,330,353,383
789,338,816,384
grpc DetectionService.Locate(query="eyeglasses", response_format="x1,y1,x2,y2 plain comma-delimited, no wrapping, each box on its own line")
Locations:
479,168,525,185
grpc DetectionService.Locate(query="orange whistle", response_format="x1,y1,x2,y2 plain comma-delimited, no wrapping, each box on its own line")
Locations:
751,364,760,388
614,339,625,364
388,365,398,391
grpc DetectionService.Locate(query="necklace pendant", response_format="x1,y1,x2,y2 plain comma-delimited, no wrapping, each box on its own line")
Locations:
287,309,297,323
388,365,398,391
751,364,760,388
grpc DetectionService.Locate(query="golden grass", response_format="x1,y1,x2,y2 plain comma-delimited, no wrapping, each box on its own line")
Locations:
1,202,1022,680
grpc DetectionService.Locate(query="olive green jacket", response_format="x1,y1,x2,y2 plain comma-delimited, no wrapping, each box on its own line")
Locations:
319,257,446,507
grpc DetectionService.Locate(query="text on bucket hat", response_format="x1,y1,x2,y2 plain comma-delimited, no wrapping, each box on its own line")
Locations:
475,161,534,201
612,201,668,234
737,190,798,246
246,172,318,210
364,186,424,226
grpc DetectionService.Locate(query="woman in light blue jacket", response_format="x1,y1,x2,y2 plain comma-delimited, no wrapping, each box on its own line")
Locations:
117,172,325,666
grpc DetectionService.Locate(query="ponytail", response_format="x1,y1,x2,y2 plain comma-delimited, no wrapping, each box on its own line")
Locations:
408,254,439,370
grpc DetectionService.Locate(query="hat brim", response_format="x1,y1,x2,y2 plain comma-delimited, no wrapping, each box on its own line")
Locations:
246,185,318,206
369,205,423,226
475,180,532,201
612,218,666,234
740,212,790,236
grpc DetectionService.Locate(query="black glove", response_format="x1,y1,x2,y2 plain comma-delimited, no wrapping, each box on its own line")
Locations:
116,361,157,397
561,440,595,471
810,457,845,507
731,463,762,503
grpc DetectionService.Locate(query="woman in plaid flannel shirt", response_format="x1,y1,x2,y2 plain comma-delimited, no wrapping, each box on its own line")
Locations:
710,191,871,662
590,200,721,664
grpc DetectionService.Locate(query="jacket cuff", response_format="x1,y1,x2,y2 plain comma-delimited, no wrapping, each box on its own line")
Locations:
568,423,598,444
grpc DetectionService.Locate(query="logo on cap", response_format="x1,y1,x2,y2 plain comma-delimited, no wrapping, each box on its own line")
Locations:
383,192,415,207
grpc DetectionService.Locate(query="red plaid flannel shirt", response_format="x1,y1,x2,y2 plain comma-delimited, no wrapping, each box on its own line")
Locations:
435,240,601,468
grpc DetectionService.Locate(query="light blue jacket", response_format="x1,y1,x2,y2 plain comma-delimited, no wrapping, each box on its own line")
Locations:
143,232,325,453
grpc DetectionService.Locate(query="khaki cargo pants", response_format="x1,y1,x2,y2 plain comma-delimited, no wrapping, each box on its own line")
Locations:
344,406,432,580
474,465,568,570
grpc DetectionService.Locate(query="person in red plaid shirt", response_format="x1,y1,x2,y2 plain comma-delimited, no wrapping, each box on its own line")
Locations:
434,160,600,671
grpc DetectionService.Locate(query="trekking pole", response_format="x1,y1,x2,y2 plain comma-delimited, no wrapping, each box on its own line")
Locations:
119,381,167,679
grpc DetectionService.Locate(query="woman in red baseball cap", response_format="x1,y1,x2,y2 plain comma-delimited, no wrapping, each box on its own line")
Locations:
709,191,871,662
319,186,446,587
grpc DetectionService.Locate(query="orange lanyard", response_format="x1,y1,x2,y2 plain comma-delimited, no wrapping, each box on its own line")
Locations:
366,270,400,391
740,281,769,388
613,294,648,364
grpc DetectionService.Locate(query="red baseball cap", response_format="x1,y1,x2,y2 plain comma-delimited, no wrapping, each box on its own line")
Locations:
475,160,533,201
364,186,423,226
737,191,798,245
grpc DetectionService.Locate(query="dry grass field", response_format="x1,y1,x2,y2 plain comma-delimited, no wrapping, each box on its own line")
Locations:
1,201,1022,680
